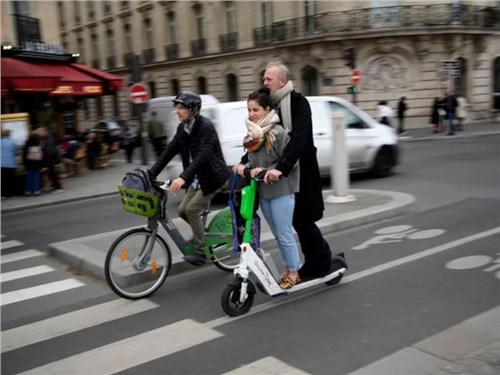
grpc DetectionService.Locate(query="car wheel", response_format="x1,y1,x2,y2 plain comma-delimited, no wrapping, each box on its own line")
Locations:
371,147,393,178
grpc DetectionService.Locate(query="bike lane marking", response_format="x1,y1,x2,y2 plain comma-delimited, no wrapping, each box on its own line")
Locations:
206,226,500,329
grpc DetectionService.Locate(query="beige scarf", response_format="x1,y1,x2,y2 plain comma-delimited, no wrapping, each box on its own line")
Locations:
270,80,294,131
243,110,280,154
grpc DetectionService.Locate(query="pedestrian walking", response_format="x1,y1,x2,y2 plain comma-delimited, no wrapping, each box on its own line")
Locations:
378,100,394,127
22,131,44,196
121,124,138,163
1,129,19,199
397,96,408,135
147,111,167,158
36,126,64,193
236,61,335,280
456,93,469,131
430,97,443,133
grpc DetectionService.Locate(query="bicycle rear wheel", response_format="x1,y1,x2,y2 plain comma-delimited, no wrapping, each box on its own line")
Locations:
105,228,171,299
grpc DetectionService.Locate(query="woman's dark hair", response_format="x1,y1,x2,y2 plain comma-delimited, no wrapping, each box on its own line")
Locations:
248,87,273,110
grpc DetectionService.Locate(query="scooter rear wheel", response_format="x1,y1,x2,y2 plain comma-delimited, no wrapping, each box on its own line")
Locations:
221,282,254,316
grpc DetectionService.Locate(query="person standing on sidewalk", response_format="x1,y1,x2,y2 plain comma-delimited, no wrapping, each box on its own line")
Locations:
1,129,18,199
237,62,334,280
22,131,43,196
148,92,230,266
444,92,458,135
456,93,469,131
36,126,64,193
397,96,408,135
147,111,166,158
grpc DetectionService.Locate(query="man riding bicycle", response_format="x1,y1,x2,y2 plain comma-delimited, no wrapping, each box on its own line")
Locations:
148,91,230,266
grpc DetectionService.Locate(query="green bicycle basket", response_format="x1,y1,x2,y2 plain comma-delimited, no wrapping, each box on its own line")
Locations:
118,186,160,218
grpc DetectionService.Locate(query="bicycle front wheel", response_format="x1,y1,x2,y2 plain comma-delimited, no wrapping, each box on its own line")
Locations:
105,228,172,299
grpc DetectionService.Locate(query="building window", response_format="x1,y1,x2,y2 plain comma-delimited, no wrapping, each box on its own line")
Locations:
77,35,85,63
168,12,177,44
13,1,30,16
453,58,467,97
197,77,207,94
171,79,180,96
107,29,115,56
74,2,81,24
261,1,273,27
144,18,153,49
304,1,317,33
121,1,129,9
226,74,238,101
91,33,99,68
57,2,65,28
123,23,133,53
301,66,319,96
225,1,236,33
149,81,156,99
87,1,95,19
103,1,112,15
194,5,204,40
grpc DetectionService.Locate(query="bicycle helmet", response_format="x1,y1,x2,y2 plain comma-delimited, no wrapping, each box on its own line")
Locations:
172,91,202,113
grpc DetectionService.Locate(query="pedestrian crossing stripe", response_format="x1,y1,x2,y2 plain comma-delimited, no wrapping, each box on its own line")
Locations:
0,249,45,264
0,279,85,306
18,319,223,375
1,299,159,353
222,356,311,374
1,240,23,250
0,265,55,283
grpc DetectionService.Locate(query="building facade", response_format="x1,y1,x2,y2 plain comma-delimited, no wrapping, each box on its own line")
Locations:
43,1,500,127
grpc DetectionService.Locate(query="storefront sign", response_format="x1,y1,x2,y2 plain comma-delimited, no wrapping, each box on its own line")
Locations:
21,41,64,55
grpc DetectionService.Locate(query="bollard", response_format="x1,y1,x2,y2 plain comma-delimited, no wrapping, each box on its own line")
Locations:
326,111,356,204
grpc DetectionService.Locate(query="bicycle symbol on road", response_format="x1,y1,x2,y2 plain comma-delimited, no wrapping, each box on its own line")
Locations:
446,254,500,280
352,225,446,250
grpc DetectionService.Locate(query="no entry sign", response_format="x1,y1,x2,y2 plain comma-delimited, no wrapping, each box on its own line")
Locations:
352,70,361,86
128,83,150,104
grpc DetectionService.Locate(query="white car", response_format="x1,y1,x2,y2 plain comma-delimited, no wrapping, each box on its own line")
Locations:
200,96,399,178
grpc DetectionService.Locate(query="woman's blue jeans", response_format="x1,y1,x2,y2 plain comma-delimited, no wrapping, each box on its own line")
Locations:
259,194,302,272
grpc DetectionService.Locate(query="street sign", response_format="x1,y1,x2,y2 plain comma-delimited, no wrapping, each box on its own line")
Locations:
128,83,150,104
440,60,461,78
352,70,361,86
347,86,357,94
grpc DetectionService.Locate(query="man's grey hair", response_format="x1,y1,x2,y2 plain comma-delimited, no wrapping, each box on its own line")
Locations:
265,61,290,81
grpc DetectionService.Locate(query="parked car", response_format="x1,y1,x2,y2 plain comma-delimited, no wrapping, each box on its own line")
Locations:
155,95,399,179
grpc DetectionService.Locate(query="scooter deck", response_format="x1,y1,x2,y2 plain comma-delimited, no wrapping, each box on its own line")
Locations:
280,267,346,294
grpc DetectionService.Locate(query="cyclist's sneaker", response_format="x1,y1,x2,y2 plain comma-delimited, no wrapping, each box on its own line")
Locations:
183,253,207,266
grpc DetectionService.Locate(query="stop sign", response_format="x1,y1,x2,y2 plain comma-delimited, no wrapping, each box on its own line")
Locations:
128,83,150,104
352,70,361,86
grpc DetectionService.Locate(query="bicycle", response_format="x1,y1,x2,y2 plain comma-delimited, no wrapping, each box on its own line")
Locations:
105,179,240,300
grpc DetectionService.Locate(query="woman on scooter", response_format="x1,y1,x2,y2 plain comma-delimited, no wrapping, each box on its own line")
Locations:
238,88,301,289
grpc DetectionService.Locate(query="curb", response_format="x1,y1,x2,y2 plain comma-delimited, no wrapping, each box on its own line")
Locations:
398,131,500,142
48,189,416,281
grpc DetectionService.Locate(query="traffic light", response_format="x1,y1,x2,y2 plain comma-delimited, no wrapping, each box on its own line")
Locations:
343,48,356,70
347,86,357,94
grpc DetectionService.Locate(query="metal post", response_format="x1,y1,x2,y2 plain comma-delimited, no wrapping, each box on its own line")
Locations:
326,112,356,204
130,54,147,166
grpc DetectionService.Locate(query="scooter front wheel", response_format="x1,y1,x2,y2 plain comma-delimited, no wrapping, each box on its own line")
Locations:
221,282,254,316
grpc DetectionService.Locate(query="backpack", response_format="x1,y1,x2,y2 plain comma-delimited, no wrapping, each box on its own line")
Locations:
120,167,165,218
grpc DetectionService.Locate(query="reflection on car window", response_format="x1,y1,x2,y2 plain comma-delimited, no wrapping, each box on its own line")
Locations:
327,101,366,129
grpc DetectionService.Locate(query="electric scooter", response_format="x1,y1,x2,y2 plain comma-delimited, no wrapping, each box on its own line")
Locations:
221,172,348,317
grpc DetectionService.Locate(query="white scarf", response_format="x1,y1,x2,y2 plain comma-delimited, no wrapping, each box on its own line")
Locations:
244,110,280,153
270,80,294,131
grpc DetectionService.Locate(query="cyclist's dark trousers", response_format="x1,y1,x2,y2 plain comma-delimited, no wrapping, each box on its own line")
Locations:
178,186,221,255
293,218,332,275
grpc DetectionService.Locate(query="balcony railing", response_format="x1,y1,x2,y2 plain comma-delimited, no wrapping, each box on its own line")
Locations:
13,14,42,45
143,48,155,64
123,52,134,66
219,32,238,52
190,38,206,57
165,43,179,60
107,56,116,69
253,4,499,46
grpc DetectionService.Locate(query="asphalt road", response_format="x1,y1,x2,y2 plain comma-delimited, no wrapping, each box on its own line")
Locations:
1,135,499,374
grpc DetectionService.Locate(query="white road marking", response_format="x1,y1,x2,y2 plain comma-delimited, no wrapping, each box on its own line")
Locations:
19,319,223,375
1,299,159,353
0,279,85,306
1,240,23,250
0,249,44,264
0,265,55,283
222,356,311,374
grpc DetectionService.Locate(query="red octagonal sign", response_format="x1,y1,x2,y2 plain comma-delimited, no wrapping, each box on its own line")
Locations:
128,83,150,104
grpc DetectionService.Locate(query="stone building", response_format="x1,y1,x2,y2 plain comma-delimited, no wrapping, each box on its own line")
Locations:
54,1,500,127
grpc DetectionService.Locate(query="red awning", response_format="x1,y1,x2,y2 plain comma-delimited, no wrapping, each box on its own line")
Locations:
70,63,124,92
32,63,104,96
1,57,61,96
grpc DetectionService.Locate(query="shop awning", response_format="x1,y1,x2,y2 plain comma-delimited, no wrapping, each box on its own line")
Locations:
1,57,61,96
32,62,103,96
70,63,124,92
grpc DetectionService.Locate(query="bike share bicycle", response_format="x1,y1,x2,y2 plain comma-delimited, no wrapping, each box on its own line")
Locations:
104,168,239,300
221,171,348,316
